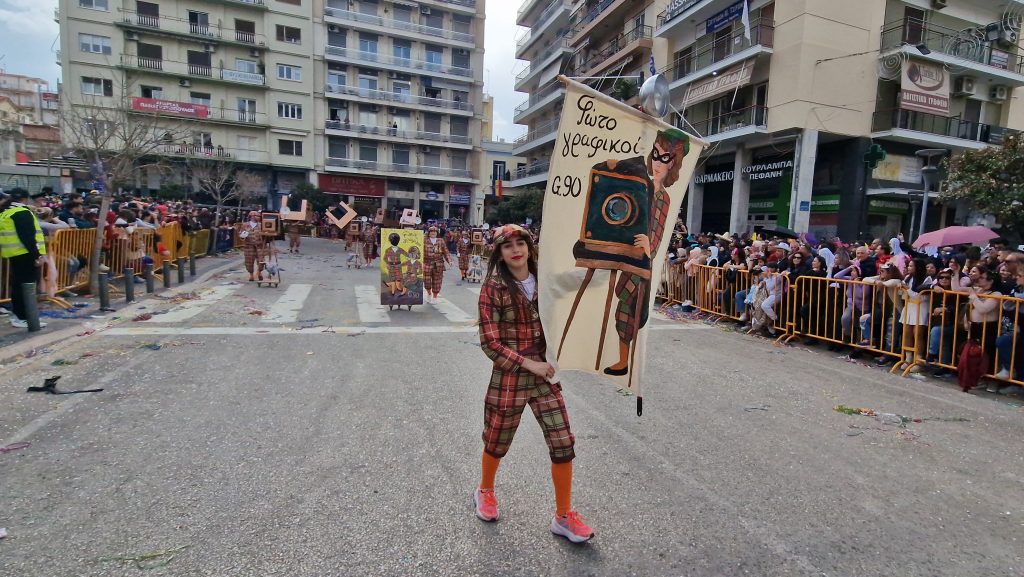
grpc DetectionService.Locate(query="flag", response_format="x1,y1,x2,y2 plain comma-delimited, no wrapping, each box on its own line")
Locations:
741,0,752,41
496,179,503,199
538,76,706,414
649,55,657,77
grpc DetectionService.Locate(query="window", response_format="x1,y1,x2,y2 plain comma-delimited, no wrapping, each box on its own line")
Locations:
190,92,212,106
79,0,108,10
492,160,507,182
238,98,257,122
393,145,410,165
393,5,412,22
453,14,472,35
425,45,444,66
276,25,302,44
140,85,163,99
328,137,348,158
81,77,113,96
358,108,376,125
393,40,411,61
451,152,467,171
237,135,258,161
235,19,256,43
79,33,112,55
193,131,213,148
450,117,468,137
235,58,258,74
188,11,211,35
279,139,303,156
359,142,378,162
277,64,302,81
392,81,411,101
358,0,378,16
423,113,442,133
328,70,346,87
359,33,379,54
278,102,303,119
423,151,441,168
82,118,112,138
358,75,378,93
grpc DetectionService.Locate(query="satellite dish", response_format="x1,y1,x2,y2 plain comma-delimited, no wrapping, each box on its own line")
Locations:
414,217,422,225
639,74,671,118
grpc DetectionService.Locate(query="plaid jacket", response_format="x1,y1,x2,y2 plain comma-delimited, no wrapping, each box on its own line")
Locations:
478,275,545,372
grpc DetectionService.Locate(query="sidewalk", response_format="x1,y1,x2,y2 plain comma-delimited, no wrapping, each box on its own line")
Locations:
0,251,242,358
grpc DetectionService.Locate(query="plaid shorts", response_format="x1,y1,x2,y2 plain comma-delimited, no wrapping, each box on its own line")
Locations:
482,364,575,463
614,273,650,343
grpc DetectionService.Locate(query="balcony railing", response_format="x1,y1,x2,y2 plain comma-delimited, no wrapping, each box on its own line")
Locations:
514,40,570,83
324,7,474,44
325,83,473,113
514,118,559,147
511,160,550,181
326,157,473,178
872,108,1020,145
687,105,768,138
656,0,703,29
659,19,774,81
159,143,268,162
516,0,567,50
426,0,476,8
325,121,473,145
572,25,652,76
513,80,564,116
119,54,266,85
117,10,267,44
569,0,617,36
325,45,473,78
880,18,1024,75
131,104,266,125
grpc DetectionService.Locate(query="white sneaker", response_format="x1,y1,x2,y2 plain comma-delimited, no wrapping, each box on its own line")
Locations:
986,382,1001,393
738,313,747,322
995,368,1011,380
98,264,110,273
10,319,46,328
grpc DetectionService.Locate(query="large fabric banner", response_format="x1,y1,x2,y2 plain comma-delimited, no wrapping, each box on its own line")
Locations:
539,76,705,407
380,228,424,308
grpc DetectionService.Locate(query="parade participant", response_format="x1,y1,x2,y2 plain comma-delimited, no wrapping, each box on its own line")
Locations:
475,224,593,543
286,222,301,254
423,225,452,302
240,211,264,281
383,232,408,296
361,224,376,266
0,189,48,328
457,230,472,281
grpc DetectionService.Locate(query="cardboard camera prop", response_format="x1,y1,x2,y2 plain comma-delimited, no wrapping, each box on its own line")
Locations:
279,195,310,221
261,213,281,236
471,229,485,245
572,159,653,277
399,208,419,228
326,201,358,231
374,207,385,224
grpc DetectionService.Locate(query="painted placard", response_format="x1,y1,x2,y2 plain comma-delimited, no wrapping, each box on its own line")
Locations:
539,76,706,402
380,228,424,307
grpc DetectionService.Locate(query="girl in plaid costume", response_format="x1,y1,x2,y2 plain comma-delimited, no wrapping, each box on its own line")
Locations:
604,129,689,377
361,225,376,265
240,211,264,282
474,224,594,544
457,231,472,280
423,226,451,302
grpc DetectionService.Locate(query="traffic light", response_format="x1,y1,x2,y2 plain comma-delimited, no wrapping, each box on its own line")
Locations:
864,143,886,170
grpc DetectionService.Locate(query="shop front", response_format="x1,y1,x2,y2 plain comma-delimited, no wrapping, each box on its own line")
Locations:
449,185,472,224
695,158,733,233
419,182,446,221
866,198,910,240
318,173,385,217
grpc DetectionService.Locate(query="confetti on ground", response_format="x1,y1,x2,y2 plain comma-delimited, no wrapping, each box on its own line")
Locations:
139,343,162,351
132,313,153,322
51,359,78,366
101,545,190,570
833,404,970,428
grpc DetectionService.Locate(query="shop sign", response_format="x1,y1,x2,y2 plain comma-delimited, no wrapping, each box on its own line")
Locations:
425,191,439,200
872,154,923,184
869,199,909,215
694,159,793,184
748,200,777,211
131,97,208,118
450,184,471,205
684,59,754,104
318,173,385,197
989,49,1009,70
706,1,746,34
810,195,840,212
900,59,949,115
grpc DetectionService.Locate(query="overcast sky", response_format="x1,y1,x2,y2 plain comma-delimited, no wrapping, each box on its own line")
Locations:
1,0,523,140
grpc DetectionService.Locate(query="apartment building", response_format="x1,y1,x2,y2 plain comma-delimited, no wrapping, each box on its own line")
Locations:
0,73,61,127
315,0,486,222
658,0,1024,239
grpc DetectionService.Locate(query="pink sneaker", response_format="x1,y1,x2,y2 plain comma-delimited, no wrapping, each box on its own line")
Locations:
550,510,594,543
474,488,499,522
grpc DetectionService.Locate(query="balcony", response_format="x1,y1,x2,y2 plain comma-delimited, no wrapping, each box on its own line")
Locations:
872,108,1019,150
687,105,768,142
325,121,474,147
129,102,269,126
656,0,705,32
571,25,653,78
880,18,1024,85
209,0,268,9
512,117,558,155
513,40,571,90
325,83,474,114
515,0,569,58
119,54,267,86
325,157,475,181
568,0,638,45
324,7,474,45
325,45,474,80
507,160,550,187
116,11,268,46
660,19,773,89
159,143,269,163
419,0,477,13
513,80,564,123
517,0,549,27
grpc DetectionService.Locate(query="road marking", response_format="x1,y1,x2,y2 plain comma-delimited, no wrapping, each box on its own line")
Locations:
430,297,475,324
145,284,240,323
355,285,391,323
465,286,481,295
263,284,312,323
101,323,709,337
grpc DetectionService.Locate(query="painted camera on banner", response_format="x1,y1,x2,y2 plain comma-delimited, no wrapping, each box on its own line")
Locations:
578,164,651,261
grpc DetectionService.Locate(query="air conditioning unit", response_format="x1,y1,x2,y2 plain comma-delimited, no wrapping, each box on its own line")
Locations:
991,84,1010,101
388,107,398,114
456,49,470,56
998,29,1019,48
125,31,140,41
179,79,191,87
931,0,947,9
328,24,340,33
420,6,432,15
953,76,977,96
387,71,397,78
203,43,215,52
422,146,432,152
370,104,380,112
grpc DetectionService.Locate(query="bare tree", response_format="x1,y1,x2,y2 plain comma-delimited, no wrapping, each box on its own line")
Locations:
188,157,267,247
60,80,190,293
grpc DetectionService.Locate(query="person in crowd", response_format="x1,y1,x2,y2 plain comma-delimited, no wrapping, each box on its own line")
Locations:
797,255,829,344
34,207,69,236
994,268,1024,383
240,211,264,281
895,258,934,372
962,268,1003,392
926,269,962,377
0,189,48,328
722,247,748,317
748,261,783,336
860,263,905,363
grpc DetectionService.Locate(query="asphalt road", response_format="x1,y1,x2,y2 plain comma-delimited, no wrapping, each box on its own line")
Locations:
1,237,1022,577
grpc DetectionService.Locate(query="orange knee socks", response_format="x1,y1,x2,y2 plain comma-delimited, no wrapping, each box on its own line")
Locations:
551,461,573,517
480,452,500,490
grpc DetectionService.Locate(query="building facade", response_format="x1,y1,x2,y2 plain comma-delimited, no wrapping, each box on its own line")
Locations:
56,0,486,213
658,0,1024,239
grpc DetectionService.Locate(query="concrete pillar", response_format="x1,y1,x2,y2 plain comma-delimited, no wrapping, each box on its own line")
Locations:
686,165,704,234
789,128,818,233
729,146,752,235
413,182,421,213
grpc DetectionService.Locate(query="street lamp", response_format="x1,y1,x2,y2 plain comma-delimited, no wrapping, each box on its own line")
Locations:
915,148,947,240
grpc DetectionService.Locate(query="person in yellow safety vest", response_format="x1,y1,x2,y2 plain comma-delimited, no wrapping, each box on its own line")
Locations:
0,188,48,329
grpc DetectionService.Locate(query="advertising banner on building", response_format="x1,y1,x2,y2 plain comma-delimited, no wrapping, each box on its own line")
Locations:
706,1,746,34
683,59,754,105
450,184,472,205
900,60,949,115
538,76,705,409
131,97,208,118
318,173,386,197
872,154,923,184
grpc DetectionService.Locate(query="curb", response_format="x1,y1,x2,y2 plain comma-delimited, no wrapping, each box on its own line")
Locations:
0,256,242,366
